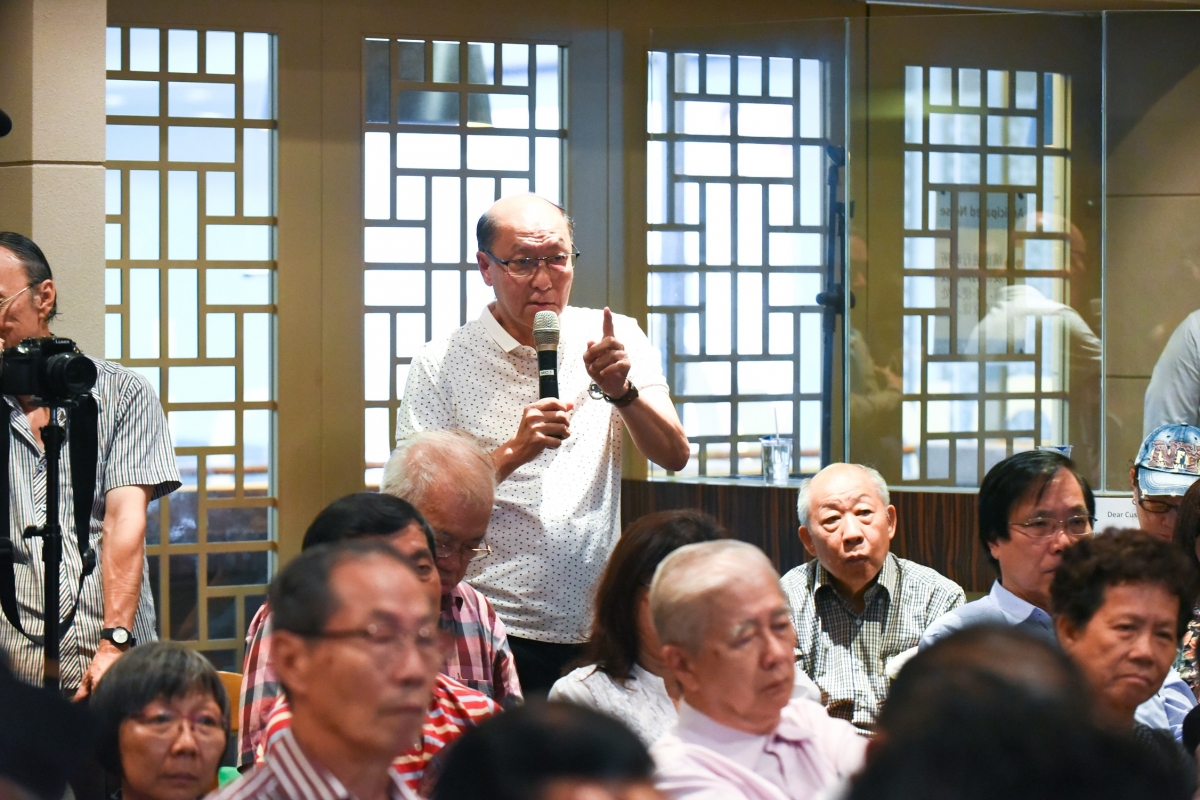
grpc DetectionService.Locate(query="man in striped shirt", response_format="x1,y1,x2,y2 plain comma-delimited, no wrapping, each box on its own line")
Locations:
0,233,180,695
212,539,435,800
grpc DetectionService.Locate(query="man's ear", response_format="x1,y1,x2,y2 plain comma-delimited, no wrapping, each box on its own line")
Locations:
1053,614,1077,650
33,280,54,324
798,526,817,557
477,252,494,287
885,505,898,542
269,631,312,702
661,644,701,694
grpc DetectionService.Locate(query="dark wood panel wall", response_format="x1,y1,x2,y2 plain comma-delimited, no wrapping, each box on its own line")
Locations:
621,480,995,593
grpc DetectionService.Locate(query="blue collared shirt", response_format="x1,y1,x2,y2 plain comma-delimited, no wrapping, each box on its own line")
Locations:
920,581,1196,741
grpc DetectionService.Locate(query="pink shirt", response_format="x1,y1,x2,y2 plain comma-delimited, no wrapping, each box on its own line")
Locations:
651,698,867,800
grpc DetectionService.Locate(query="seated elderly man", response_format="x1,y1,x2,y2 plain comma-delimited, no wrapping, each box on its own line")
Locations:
921,449,1196,739
651,540,866,800
780,463,965,730
212,539,439,800
1129,424,1200,543
383,430,521,705
1052,529,1197,783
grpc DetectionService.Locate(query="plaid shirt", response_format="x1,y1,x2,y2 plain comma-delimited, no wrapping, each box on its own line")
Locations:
259,673,498,796
781,553,965,732
441,582,522,706
238,583,521,767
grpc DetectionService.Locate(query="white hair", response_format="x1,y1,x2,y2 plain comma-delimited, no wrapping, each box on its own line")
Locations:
796,462,890,528
382,430,495,513
649,540,780,653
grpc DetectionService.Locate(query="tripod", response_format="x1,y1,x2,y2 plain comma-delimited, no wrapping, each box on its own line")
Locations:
23,404,90,692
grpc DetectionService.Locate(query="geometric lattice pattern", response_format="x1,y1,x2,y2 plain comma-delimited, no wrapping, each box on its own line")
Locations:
646,51,828,478
900,65,1079,486
361,38,567,488
105,26,277,670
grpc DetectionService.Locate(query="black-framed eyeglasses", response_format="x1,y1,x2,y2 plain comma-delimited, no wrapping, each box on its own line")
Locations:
434,533,492,563
131,709,227,740
1009,515,1096,539
1134,485,1182,516
482,250,579,278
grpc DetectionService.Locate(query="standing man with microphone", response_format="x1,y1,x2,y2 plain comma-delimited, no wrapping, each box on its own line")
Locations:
396,195,689,695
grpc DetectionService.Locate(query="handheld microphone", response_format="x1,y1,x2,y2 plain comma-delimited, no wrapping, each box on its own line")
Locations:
532,310,560,399
0,108,11,138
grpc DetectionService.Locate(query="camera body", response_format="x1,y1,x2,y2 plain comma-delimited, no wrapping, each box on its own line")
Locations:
0,337,97,407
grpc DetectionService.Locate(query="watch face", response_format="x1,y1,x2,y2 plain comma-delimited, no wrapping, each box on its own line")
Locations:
111,628,130,644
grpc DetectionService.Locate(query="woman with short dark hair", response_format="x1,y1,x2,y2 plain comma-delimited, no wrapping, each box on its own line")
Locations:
91,642,229,800
548,510,727,744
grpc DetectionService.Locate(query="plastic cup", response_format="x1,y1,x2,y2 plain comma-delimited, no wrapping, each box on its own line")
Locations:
760,436,793,486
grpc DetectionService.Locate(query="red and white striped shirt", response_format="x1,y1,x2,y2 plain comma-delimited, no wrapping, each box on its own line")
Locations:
257,673,499,796
210,727,421,800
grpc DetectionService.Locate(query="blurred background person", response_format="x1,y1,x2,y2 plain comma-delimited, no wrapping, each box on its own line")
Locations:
433,702,662,800
650,541,865,800
784,462,964,730
1129,424,1200,543
549,510,728,745
213,540,438,800
1145,309,1200,434
383,431,522,705
1052,528,1197,780
91,642,228,800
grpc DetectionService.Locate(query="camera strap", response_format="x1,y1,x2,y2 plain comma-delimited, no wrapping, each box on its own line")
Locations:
0,397,99,645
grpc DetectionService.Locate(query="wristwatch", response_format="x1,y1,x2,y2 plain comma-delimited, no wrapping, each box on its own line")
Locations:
100,626,136,647
604,381,639,408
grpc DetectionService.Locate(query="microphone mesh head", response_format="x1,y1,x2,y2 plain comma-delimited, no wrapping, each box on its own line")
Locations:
532,310,560,347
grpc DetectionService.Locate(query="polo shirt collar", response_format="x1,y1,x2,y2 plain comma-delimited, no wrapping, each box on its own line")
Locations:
811,552,896,606
989,580,1052,627
479,306,522,354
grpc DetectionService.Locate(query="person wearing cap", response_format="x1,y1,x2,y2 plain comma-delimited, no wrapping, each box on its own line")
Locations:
395,195,689,695
1130,424,1200,543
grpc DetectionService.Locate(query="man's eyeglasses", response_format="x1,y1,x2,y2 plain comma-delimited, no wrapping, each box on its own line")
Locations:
309,621,445,667
434,534,492,563
131,709,226,740
482,250,579,279
1009,515,1096,539
0,284,34,313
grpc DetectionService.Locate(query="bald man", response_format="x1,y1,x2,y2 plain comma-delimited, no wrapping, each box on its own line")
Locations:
396,195,689,694
781,463,965,731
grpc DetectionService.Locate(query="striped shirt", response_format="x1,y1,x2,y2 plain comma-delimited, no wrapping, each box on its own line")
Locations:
0,357,179,688
238,585,519,767
258,673,498,795
210,727,421,800
781,553,965,731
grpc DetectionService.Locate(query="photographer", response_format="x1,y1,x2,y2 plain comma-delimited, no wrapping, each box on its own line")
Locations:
0,233,179,697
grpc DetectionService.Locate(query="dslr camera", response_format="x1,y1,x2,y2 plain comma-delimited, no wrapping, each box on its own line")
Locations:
0,337,97,407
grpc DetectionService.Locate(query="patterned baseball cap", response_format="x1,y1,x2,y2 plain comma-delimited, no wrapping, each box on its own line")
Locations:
1135,424,1200,497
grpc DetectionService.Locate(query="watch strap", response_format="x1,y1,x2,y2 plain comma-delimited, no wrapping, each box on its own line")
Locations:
100,627,136,647
605,382,639,408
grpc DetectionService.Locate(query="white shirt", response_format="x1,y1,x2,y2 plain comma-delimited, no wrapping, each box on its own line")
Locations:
549,663,826,747
550,663,677,745
396,305,669,642
1145,310,1200,434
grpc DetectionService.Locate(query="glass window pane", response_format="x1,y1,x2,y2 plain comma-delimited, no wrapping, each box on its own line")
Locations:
107,80,159,116
130,28,160,72
206,31,236,75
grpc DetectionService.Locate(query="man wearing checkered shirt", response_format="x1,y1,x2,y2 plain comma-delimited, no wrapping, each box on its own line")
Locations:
780,463,965,732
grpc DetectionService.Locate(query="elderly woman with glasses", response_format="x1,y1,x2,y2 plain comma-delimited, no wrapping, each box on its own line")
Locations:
91,642,229,800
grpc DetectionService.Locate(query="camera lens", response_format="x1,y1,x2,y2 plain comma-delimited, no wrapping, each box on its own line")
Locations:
45,352,97,398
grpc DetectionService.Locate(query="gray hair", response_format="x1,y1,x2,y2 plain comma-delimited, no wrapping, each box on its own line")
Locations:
796,463,890,529
382,430,496,514
649,539,780,653
476,196,575,254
